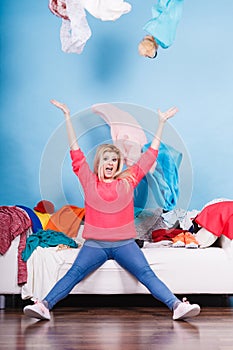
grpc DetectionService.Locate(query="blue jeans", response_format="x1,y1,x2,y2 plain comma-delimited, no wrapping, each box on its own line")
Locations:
44,240,179,310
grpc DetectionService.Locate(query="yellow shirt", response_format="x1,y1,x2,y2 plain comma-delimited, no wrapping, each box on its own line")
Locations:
33,210,51,229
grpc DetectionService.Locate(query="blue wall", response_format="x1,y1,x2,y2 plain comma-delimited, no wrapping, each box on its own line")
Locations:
1,0,233,211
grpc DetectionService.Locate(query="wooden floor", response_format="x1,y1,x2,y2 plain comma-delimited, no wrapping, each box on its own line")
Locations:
0,306,233,350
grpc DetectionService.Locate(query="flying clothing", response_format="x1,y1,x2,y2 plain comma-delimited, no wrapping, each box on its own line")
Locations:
143,0,184,49
92,103,182,212
49,0,132,54
143,141,182,211
92,103,147,166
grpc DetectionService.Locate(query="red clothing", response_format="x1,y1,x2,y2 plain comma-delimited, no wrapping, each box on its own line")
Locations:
152,228,187,243
0,206,31,284
70,147,158,241
195,201,233,239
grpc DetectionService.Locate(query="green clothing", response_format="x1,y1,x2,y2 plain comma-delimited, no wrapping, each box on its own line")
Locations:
22,229,78,261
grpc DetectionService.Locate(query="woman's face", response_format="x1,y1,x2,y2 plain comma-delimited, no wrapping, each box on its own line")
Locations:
102,151,119,181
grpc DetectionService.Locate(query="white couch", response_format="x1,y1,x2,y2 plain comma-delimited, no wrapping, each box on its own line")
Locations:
1,230,233,308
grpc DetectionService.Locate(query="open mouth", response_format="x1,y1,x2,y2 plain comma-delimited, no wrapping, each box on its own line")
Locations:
105,166,114,176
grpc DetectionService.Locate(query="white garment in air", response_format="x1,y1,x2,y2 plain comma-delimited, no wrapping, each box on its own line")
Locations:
60,0,91,54
52,0,132,54
82,0,132,21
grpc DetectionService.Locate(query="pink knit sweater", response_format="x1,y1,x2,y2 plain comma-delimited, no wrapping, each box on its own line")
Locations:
70,147,158,241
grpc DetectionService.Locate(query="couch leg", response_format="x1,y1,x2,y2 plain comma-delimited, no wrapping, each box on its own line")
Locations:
0,295,6,309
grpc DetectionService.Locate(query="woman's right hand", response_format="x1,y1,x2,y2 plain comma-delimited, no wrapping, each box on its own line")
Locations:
50,99,70,117
157,106,178,123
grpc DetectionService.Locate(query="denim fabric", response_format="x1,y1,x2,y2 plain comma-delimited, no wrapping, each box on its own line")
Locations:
44,240,179,310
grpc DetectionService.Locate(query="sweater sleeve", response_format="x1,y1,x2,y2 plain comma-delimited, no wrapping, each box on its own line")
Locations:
70,149,93,186
129,147,158,187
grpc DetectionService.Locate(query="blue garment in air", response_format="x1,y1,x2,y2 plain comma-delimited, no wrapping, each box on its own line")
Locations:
142,142,182,211
143,0,184,49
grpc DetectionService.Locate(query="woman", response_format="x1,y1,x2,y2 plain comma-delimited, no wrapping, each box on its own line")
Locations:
24,99,200,321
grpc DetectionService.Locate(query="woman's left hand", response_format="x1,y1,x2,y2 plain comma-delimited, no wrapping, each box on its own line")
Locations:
50,99,70,117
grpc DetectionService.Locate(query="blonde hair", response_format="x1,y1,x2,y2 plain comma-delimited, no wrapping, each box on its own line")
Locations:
138,35,158,58
94,144,124,181
93,144,136,186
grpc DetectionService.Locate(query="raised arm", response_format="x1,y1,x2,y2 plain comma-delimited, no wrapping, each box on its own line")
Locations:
50,99,79,150
150,106,178,150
